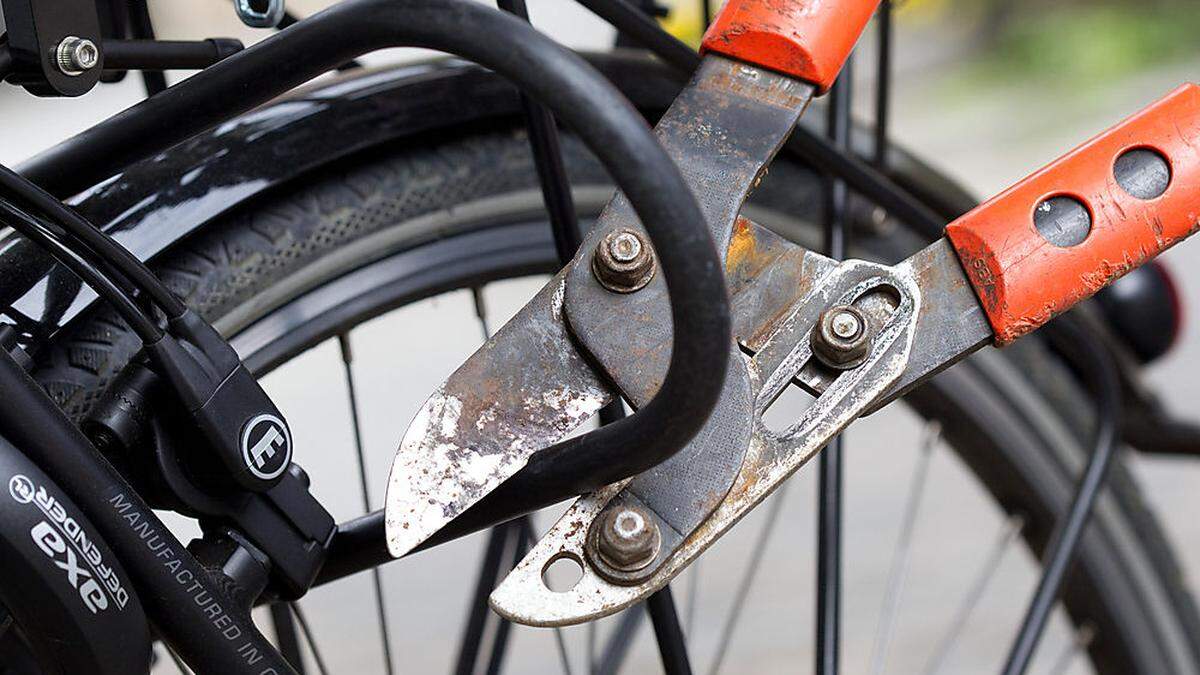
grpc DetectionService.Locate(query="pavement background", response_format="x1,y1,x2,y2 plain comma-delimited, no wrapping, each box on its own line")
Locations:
2,2,1198,674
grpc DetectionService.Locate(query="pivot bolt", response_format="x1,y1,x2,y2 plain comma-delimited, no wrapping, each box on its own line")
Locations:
56,37,100,76
811,305,871,369
592,229,656,293
591,504,661,573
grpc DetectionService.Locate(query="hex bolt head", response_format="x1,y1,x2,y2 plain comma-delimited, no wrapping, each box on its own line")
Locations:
592,229,656,293
591,503,661,573
56,37,100,76
811,305,872,369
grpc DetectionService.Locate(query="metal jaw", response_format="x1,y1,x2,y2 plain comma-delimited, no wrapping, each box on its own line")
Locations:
385,56,816,559
385,276,611,557
490,254,923,626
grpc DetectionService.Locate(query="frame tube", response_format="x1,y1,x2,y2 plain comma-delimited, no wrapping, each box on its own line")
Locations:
0,350,294,674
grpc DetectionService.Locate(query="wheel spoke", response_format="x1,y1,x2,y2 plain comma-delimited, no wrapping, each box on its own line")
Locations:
868,422,941,675
511,517,576,675
484,519,538,675
164,645,192,674
922,514,1026,675
552,623,576,675
454,521,515,675
471,287,493,342
684,560,701,637
337,333,396,675
594,608,646,675
1046,624,1095,675
707,485,791,675
587,618,597,675
291,603,332,675
271,602,308,674
469,292,576,675
647,585,693,675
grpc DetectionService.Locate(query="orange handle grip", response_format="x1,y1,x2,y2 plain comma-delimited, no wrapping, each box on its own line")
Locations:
946,83,1200,345
700,0,880,93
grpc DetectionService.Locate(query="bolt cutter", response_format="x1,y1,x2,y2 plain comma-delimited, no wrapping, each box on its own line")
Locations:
383,0,1200,625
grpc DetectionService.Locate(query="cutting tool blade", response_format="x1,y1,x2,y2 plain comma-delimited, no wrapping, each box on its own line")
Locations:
384,276,613,557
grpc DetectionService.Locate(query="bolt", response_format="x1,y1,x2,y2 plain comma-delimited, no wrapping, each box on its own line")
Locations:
829,310,862,340
593,504,661,572
592,229,656,293
56,37,100,76
609,232,642,262
811,305,872,369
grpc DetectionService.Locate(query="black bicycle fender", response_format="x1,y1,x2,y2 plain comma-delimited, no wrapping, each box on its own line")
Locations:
0,431,151,673
0,52,682,339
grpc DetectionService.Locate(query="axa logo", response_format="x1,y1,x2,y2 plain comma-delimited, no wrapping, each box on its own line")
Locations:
9,473,129,614
31,521,109,614
241,413,292,480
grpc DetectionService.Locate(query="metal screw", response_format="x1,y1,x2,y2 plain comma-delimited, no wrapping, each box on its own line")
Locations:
592,504,661,573
811,305,872,369
830,311,862,340
592,229,656,293
56,37,100,76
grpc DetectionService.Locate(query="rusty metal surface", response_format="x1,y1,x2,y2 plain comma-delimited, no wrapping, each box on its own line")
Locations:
384,276,613,557
491,256,924,626
727,216,839,349
565,56,815,401
383,48,998,616
384,55,814,559
871,238,992,408
727,235,991,409
559,56,814,563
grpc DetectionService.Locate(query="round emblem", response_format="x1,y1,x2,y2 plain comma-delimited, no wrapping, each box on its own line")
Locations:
9,474,35,504
240,414,292,481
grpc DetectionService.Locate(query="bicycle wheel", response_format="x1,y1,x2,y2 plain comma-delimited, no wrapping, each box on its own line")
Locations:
29,121,1200,674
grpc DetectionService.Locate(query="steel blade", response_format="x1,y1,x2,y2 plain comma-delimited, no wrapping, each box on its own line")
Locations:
871,238,992,408
491,257,923,626
385,276,612,557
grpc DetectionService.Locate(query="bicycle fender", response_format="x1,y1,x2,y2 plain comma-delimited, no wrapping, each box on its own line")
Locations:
0,54,684,341
0,432,151,674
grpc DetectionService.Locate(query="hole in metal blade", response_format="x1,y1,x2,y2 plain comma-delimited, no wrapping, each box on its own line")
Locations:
542,552,584,593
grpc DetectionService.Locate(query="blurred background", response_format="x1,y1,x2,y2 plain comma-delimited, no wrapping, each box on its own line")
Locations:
3,1,1200,673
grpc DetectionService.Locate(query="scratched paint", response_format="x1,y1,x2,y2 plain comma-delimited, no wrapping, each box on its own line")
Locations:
700,0,879,92
490,259,922,626
946,84,1200,344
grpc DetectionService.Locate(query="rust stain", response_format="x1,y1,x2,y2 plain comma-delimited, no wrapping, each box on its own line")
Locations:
724,216,758,272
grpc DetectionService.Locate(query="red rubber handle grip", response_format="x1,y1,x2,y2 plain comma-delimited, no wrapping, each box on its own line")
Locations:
946,83,1200,345
700,0,880,93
